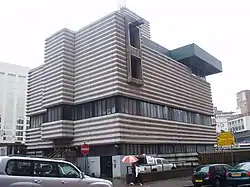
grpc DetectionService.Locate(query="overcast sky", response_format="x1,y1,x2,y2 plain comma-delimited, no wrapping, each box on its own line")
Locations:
0,0,249,112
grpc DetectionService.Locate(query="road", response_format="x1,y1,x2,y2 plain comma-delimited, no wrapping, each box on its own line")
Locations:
112,177,193,187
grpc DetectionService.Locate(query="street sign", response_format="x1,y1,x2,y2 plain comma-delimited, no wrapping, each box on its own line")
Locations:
81,143,90,155
217,132,235,146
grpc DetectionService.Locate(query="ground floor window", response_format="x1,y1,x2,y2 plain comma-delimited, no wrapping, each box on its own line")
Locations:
33,143,214,158
119,144,213,156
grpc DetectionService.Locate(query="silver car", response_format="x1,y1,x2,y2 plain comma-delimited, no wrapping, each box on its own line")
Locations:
0,155,112,187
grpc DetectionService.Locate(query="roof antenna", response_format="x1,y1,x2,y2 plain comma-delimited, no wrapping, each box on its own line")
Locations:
118,0,126,12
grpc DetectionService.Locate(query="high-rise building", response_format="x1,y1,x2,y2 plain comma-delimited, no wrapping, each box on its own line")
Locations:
0,62,30,155
226,90,250,144
26,8,222,177
237,90,250,115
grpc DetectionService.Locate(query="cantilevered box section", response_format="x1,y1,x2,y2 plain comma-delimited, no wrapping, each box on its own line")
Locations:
170,43,222,77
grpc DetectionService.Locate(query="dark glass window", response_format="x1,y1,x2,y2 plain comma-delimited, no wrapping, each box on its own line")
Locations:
107,98,112,115
124,98,129,114
30,114,44,128
168,107,174,121
137,101,143,116
163,106,168,119
29,96,212,129
94,101,98,117
142,102,147,116
128,99,133,115
183,111,187,123
111,97,116,113
187,112,191,123
118,97,125,113
102,100,106,115
129,99,137,115
17,119,24,124
157,105,162,118
85,103,92,118
47,106,61,122
62,105,73,120
97,100,102,116
147,103,151,117
150,104,154,118
6,160,33,176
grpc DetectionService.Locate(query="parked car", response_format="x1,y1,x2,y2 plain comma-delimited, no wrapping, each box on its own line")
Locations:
192,164,232,187
227,162,250,187
154,157,176,172
136,155,176,173
0,155,112,187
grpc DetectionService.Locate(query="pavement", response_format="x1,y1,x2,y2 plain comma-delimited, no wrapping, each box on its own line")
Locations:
112,177,193,187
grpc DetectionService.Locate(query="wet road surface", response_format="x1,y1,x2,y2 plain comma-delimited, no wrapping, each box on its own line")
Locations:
112,177,193,187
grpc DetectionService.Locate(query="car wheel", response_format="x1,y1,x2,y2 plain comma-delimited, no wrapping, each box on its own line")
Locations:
214,178,220,187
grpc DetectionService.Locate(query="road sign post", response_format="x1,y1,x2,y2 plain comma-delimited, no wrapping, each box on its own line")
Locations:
81,143,90,155
217,132,235,166
231,145,234,166
81,143,90,174
217,132,235,147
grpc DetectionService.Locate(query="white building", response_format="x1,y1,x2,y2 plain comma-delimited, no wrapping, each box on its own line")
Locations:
213,107,236,133
228,115,250,133
0,62,30,147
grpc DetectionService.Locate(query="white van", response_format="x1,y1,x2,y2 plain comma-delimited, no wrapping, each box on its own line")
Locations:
136,155,176,173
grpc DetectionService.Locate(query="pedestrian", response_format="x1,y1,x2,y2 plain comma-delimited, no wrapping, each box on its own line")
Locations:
135,162,143,186
129,162,136,185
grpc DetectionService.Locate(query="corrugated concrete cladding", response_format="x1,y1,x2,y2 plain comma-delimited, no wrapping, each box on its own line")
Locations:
26,65,45,115
26,8,220,150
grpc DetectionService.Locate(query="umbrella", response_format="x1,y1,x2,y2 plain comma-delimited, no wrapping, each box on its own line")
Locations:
122,155,138,164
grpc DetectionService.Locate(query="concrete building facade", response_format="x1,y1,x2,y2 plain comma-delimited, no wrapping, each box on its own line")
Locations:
228,115,250,144
237,90,250,115
212,107,236,133
0,62,30,155
25,8,222,177
228,115,248,133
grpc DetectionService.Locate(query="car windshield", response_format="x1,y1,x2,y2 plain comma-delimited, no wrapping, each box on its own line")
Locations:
137,157,147,165
234,163,250,170
195,166,209,173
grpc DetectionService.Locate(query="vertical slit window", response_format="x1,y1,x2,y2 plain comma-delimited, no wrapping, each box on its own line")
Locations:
131,55,142,80
129,24,140,49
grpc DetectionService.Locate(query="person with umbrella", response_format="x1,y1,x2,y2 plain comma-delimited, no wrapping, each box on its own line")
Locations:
134,162,143,185
122,155,143,186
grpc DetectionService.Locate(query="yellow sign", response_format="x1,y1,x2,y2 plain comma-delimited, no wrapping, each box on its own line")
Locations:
217,132,235,146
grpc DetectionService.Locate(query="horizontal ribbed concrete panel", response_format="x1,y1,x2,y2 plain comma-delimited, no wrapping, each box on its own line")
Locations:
45,28,75,44
26,65,44,115
119,7,151,39
114,13,213,115
74,14,122,104
42,29,75,107
118,114,216,144
71,114,215,146
41,120,74,140
72,114,121,145
26,128,53,150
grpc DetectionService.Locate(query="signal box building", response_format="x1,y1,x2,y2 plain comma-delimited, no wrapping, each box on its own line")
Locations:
26,8,222,177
